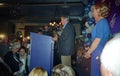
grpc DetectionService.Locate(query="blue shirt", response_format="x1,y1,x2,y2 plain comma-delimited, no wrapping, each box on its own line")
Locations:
91,18,110,47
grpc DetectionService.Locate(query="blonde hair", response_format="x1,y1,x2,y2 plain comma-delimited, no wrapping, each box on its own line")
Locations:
92,2,110,18
12,42,21,49
29,67,48,76
52,64,76,76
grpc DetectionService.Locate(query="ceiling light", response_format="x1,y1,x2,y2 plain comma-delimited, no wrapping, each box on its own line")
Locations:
0,3,4,6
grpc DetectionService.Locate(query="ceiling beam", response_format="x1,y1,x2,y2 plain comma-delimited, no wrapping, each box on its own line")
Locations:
0,2,85,7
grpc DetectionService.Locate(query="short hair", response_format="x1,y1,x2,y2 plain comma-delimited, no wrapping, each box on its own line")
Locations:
61,15,70,22
100,33,120,76
12,42,21,49
19,46,27,53
52,64,76,76
92,2,110,18
29,67,48,76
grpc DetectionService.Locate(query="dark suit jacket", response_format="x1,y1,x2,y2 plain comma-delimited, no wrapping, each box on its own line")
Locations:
4,51,21,74
58,23,75,55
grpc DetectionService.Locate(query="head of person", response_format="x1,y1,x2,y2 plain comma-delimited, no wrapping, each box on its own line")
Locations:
91,2,110,22
3,36,9,44
52,64,75,76
29,67,48,76
37,29,43,34
61,15,69,26
12,42,21,54
44,25,49,31
19,47,26,57
100,33,120,76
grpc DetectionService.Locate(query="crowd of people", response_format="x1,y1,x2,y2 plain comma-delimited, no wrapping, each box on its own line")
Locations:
0,2,120,76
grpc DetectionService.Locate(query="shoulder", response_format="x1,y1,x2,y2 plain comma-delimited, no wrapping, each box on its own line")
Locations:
99,18,108,24
4,51,13,58
97,18,109,27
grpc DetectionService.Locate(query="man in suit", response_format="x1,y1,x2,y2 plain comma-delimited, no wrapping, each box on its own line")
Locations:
58,15,75,66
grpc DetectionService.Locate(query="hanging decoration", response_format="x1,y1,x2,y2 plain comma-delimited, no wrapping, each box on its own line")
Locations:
82,0,96,48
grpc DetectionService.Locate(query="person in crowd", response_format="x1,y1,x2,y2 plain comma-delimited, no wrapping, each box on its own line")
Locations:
52,64,76,76
22,38,29,48
0,36,11,59
53,15,75,66
0,57,12,76
37,28,43,35
19,47,29,76
100,33,120,76
84,2,110,76
52,30,61,66
29,67,48,76
43,25,52,36
4,42,22,76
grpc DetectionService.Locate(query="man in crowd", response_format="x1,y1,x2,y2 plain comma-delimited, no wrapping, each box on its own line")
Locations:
54,15,75,66
100,33,120,76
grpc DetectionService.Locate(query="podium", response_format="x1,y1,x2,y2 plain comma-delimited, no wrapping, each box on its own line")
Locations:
30,32,54,76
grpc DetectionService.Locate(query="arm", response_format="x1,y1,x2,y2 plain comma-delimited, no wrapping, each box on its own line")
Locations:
52,30,58,41
85,38,101,59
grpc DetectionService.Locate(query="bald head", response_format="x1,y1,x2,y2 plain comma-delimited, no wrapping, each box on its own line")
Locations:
100,33,120,76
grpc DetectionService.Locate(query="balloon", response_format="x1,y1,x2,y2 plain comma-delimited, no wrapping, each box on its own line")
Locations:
87,33,91,38
85,37,89,42
85,7,90,11
91,1,95,5
88,18,94,25
85,22,89,27
82,30,86,35
86,41,91,46
88,11,93,18
86,24,94,33
87,4,91,9
88,20,93,25
84,13,89,18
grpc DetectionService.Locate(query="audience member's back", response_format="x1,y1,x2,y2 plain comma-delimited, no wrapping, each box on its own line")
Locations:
0,57,12,76
52,64,76,76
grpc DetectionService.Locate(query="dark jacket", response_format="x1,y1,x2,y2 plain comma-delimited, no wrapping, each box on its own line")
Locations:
4,51,21,74
58,23,75,55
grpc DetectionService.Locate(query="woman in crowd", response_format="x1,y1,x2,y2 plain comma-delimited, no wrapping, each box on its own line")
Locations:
52,64,76,76
29,67,48,76
4,42,22,76
19,47,29,76
84,2,110,76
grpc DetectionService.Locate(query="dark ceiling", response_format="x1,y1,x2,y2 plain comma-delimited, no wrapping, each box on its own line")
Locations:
0,0,89,23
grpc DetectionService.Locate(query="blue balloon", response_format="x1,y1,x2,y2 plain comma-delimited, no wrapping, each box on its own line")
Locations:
91,0,96,5
85,7,89,11
88,20,93,25
84,13,89,18
82,30,86,35
87,4,91,9
91,18,94,22
86,41,91,46
88,18,94,25
87,33,91,38
85,37,89,42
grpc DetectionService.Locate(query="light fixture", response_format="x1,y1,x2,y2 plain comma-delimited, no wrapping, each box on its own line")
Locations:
20,34,23,38
0,3,4,6
27,36,30,39
0,34,5,39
